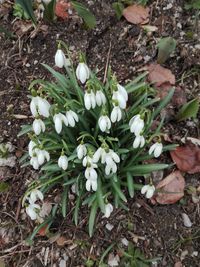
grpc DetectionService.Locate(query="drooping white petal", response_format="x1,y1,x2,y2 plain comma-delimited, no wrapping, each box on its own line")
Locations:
30,189,44,203
148,143,157,156
37,151,45,165
98,116,107,132
154,143,163,158
111,107,118,123
33,119,42,135
104,203,113,218
91,180,97,191
93,147,103,163
84,93,91,110
38,98,50,118
77,144,87,160
141,184,148,195
70,110,79,122
53,114,63,134
110,150,120,163
30,157,39,170
117,84,128,101
55,49,66,68
90,91,96,109
30,97,38,117
66,111,75,127
146,185,155,199
76,63,90,84
28,141,37,157
58,155,68,170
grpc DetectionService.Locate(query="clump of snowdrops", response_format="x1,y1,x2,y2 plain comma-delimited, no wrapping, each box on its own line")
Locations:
19,41,175,237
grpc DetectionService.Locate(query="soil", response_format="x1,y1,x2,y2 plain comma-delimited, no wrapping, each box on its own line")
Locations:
0,0,200,267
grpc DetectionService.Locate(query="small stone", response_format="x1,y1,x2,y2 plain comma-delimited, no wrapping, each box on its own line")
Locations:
192,251,198,257
34,60,38,65
106,223,114,231
182,213,192,228
121,238,129,246
25,63,31,67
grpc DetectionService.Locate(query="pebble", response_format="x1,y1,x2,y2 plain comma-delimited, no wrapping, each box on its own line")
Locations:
59,259,66,267
182,213,192,228
106,223,114,231
25,63,31,67
164,3,173,10
121,238,129,246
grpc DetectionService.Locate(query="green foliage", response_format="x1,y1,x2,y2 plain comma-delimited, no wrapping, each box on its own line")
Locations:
157,37,176,64
176,98,199,121
0,182,10,193
185,0,200,10
71,1,96,29
43,0,56,22
15,0,37,25
13,3,30,19
112,2,124,20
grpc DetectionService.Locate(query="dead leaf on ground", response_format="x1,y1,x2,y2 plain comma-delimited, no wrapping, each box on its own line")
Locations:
123,4,149,25
147,63,175,87
170,142,200,174
55,0,72,20
153,171,185,204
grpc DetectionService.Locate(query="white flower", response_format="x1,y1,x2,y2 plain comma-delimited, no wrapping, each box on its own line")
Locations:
104,149,120,175
55,49,66,68
65,110,79,127
105,163,117,175
30,189,44,203
98,115,111,132
26,200,41,220
84,91,96,110
110,106,122,123
133,135,145,149
28,140,37,157
53,113,68,134
77,143,87,159
117,84,128,102
30,156,40,170
149,142,163,158
33,119,45,135
103,203,113,218
76,62,90,84
86,179,98,192
82,155,97,168
112,91,126,110
36,149,50,165
129,114,144,136
85,167,98,181
95,90,106,106
58,155,68,170
30,96,50,118
93,147,106,163
141,184,155,199
42,0,51,4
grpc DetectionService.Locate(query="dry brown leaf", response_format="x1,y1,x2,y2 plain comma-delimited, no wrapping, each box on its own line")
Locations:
154,171,185,204
123,4,149,25
147,63,175,87
170,142,200,174
157,84,186,106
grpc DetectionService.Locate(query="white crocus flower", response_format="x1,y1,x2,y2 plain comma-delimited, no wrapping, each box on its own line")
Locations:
84,91,96,110
141,184,155,199
129,114,144,136
149,142,163,158
103,203,113,218
30,189,44,203
53,113,68,134
58,155,68,170
30,156,40,170
26,199,41,220
112,91,126,110
77,143,87,159
117,83,128,102
30,96,51,118
65,110,79,127
110,106,122,123
36,149,50,165
98,115,111,132
33,118,45,135
95,90,106,106
133,135,145,149
93,147,107,163
76,62,90,84
55,49,66,68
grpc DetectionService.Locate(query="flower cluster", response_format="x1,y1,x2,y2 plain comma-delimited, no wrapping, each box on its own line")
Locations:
21,45,173,234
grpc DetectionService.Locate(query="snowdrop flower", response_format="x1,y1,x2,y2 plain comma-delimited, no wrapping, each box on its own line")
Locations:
104,149,120,175
77,143,87,159
93,147,107,163
30,189,44,203
86,178,98,192
65,110,79,127
36,149,50,165
141,184,155,199
112,91,126,110
58,155,68,170
53,113,68,134
105,163,117,175
129,114,144,136
84,91,96,110
98,115,111,132
95,90,106,106
149,142,163,158
110,106,122,123
76,62,90,84
28,140,37,157
26,200,41,220
30,156,40,170
103,203,113,218
33,118,45,135
133,135,145,149
82,155,97,168
85,166,98,181
55,49,66,68
117,83,128,102
30,96,51,118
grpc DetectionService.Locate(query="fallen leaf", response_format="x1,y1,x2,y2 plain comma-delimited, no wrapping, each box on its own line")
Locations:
154,171,185,204
108,253,120,267
55,1,71,20
147,63,175,87
123,4,149,25
170,142,200,174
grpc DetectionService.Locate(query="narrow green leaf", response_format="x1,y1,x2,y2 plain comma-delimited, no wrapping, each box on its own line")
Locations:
43,0,56,22
112,178,127,202
71,1,96,29
41,164,61,171
124,164,169,174
176,98,199,121
61,185,68,217
96,179,105,213
16,0,37,25
157,37,176,64
17,124,32,137
127,172,134,198
89,201,98,237
74,193,82,225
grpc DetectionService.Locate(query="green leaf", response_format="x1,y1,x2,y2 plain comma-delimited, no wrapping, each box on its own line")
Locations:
176,98,199,121
17,124,32,137
16,0,37,25
43,0,56,22
124,164,169,174
157,37,176,64
96,179,105,213
61,185,68,217
112,2,124,20
127,172,134,198
0,182,10,193
41,164,61,171
71,1,96,29
112,178,127,202
89,201,98,237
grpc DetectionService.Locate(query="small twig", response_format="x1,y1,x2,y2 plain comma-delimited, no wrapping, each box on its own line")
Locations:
103,42,112,84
